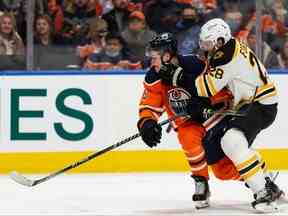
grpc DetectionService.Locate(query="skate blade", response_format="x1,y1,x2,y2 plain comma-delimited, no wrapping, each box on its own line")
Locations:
195,200,210,209
277,192,288,204
277,191,285,200
253,201,279,213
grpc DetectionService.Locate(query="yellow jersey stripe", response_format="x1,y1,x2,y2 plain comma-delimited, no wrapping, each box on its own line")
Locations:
255,90,277,102
255,86,277,102
256,83,274,94
206,74,218,96
196,75,208,97
241,164,261,181
232,39,240,60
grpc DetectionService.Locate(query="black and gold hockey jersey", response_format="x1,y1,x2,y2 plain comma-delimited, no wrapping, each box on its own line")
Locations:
195,38,278,108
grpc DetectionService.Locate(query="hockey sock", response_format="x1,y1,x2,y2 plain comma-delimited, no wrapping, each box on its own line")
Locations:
221,128,266,193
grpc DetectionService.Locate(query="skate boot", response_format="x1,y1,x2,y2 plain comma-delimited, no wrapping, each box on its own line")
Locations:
191,175,210,209
245,173,285,200
251,179,280,213
265,176,285,200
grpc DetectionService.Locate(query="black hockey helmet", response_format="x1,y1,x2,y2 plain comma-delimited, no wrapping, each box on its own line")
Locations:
148,32,178,56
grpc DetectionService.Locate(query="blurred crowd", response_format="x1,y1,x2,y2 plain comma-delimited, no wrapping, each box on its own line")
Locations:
0,0,288,70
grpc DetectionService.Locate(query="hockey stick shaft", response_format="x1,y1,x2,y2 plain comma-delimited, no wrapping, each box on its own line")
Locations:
11,107,242,187
12,116,178,187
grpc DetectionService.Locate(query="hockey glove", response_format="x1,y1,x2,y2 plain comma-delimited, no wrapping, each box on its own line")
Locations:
187,97,214,123
158,63,183,86
138,119,162,148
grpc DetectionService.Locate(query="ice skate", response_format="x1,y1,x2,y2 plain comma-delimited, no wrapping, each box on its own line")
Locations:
192,175,210,209
246,175,285,200
252,180,280,213
265,176,285,200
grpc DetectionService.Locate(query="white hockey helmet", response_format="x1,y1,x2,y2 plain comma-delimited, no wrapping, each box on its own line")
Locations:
199,18,232,51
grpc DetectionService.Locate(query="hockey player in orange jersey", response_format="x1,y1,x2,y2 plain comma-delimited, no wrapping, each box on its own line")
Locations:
137,33,240,209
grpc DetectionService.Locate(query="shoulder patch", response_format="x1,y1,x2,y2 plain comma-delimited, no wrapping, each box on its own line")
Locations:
210,39,236,68
213,51,224,60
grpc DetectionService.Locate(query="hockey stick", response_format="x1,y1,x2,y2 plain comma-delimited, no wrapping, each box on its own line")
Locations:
212,109,245,117
10,107,243,187
10,116,179,187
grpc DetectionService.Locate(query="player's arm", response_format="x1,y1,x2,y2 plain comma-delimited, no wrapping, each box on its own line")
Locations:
137,69,165,148
187,53,236,121
195,62,234,98
195,39,238,97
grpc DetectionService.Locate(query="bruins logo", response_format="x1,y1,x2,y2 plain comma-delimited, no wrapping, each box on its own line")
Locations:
213,51,224,60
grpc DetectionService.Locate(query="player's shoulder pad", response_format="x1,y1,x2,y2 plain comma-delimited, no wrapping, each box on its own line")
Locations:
178,54,206,76
210,38,236,68
144,67,160,84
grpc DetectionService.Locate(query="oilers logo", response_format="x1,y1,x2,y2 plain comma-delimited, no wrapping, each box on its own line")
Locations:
167,88,191,116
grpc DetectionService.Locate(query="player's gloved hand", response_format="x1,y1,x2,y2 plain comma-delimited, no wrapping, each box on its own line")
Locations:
187,97,214,123
137,119,162,148
158,63,183,86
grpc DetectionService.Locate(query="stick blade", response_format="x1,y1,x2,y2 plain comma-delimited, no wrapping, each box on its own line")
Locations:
10,171,35,187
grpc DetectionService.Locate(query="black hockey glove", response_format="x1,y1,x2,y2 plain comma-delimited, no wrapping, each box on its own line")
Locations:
187,97,214,123
137,119,162,148
158,63,183,86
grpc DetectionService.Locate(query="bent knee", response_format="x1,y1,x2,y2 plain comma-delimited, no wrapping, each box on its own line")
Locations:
211,157,240,180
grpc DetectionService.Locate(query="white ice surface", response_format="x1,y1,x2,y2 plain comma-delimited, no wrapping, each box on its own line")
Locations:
2,172,288,215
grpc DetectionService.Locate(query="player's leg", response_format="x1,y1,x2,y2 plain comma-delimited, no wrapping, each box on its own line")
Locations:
221,128,279,211
177,123,210,209
221,102,281,211
203,117,241,181
210,156,240,180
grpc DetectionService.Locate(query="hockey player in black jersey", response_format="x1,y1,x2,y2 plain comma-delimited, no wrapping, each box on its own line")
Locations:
155,19,284,213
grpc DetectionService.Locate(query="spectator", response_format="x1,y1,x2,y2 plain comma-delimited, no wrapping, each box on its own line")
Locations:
34,15,54,46
176,4,202,55
48,0,64,33
174,0,221,22
223,0,243,36
237,14,277,42
102,0,139,34
269,0,288,37
0,1,26,42
279,39,288,68
247,28,281,69
84,33,141,70
0,13,25,70
62,0,98,45
77,18,108,63
121,11,155,61
144,0,182,33
98,0,114,14
34,15,79,70
0,13,24,54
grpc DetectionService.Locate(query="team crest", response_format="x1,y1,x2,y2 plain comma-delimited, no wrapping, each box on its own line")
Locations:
168,88,191,101
167,88,191,115
213,51,224,60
